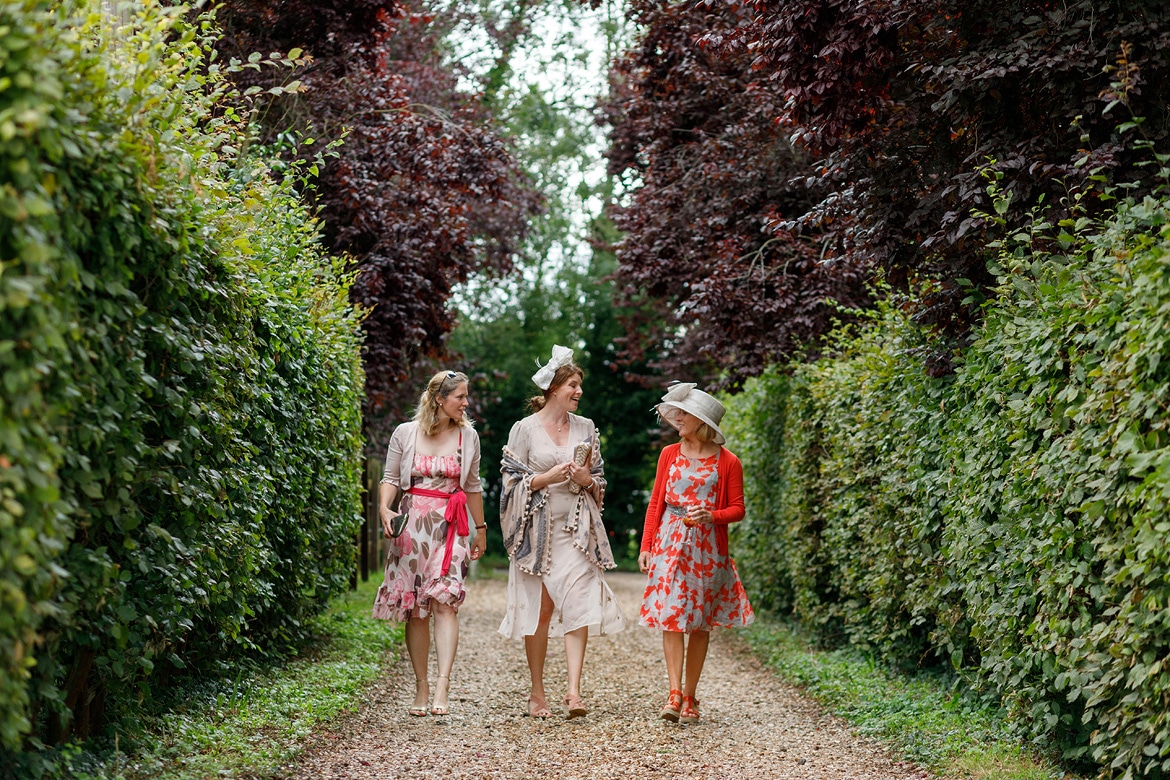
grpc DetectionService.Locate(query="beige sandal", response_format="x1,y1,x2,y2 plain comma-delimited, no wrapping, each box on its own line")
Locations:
528,695,553,718
430,674,450,716
409,681,429,716
564,693,588,718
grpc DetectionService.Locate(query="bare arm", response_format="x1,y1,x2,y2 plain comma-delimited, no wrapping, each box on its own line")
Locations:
466,491,486,559
378,481,401,537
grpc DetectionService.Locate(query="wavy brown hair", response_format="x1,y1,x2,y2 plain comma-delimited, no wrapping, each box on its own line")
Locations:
527,364,585,413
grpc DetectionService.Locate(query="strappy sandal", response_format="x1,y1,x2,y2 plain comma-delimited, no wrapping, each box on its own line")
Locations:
564,693,588,718
409,682,430,716
679,695,701,724
660,690,683,722
430,674,450,716
527,695,553,718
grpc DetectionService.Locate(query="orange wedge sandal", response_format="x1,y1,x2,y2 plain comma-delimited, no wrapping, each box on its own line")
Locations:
660,690,683,722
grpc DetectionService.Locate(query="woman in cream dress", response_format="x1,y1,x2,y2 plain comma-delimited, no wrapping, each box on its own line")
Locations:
499,346,625,718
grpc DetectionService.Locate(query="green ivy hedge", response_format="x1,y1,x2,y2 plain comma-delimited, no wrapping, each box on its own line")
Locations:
727,182,1170,777
0,0,363,763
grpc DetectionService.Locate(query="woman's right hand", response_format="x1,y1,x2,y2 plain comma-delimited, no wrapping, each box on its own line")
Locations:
533,462,572,490
379,504,397,537
638,551,651,573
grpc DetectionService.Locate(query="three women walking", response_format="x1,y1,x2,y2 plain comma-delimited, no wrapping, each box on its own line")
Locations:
373,353,752,724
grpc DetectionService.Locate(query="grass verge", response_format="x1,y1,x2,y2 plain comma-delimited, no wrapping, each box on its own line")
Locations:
54,576,402,780
742,621,1079,780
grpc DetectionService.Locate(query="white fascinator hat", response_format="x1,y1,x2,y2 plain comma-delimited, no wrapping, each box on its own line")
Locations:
531,344,575,390
656,382,726,445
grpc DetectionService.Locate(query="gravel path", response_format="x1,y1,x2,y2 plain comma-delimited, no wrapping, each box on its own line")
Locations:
284,571,929,780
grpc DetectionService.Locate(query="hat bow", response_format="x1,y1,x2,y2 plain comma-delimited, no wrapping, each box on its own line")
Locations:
531,344,575,390
661,382,697,404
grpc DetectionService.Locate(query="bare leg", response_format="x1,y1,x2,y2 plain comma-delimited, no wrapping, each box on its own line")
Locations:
405,615,430,710
523,586,555,716
564,626,588,698
662,631,685,693
431,602,459,713
683,629,710,698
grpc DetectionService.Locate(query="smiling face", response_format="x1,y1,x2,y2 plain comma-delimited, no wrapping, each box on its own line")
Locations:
672,409,700,439
438,381,469,424
549,374,583,412
672,409,714,443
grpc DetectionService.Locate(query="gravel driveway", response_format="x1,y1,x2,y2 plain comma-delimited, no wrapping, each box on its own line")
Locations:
284,570,929,780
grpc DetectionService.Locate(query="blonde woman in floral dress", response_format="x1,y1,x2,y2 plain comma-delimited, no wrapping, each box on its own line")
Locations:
638,383,754,724
373,371,487,717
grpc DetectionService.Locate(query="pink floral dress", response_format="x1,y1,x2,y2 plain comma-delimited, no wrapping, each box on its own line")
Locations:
372,450,469,621
639,452,754,632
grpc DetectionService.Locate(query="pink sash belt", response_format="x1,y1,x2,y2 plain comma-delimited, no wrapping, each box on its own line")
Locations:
405,486,469,576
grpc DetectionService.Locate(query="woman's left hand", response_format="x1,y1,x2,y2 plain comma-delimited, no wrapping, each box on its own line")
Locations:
568,461,593,488
471,527,487,560
685,505,713,525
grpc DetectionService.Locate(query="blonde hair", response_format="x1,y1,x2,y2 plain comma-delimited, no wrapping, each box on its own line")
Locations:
694,422,717,444
527,363,585,413
413,371,471,435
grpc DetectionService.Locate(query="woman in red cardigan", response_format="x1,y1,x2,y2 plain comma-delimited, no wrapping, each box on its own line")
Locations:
638,383,755,723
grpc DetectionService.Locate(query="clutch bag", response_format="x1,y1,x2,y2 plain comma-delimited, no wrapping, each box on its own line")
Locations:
388,511,408,538
568,437,592,494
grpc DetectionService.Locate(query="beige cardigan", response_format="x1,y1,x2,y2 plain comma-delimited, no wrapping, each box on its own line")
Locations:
380,420,483,494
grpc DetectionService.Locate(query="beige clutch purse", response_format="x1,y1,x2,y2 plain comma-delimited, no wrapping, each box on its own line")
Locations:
568,436,592,494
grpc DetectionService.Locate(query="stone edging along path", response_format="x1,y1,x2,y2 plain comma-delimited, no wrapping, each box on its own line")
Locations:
283,571,930,780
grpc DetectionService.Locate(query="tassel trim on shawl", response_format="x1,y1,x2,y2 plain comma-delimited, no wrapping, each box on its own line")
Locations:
500,445,615,575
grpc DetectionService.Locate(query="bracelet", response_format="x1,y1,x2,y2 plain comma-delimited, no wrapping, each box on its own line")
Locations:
475,524,487,530
585,479,595,490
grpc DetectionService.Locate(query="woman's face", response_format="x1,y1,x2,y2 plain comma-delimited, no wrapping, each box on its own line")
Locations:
439,382,469,423
673,409,701,440
551,374,583,412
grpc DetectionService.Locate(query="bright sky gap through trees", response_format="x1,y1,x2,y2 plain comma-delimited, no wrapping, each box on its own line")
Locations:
447,0,630,321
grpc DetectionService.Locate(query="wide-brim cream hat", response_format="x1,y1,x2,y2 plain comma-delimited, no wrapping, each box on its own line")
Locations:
656,382,726,445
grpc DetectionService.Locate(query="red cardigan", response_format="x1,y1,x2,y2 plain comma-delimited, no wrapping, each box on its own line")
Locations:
640,443,745,557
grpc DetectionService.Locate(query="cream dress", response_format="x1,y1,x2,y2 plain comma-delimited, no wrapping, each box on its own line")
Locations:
498,415,626,639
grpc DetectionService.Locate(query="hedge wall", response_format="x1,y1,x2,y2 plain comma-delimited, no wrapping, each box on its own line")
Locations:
0,0,364,762
727,181,1170,776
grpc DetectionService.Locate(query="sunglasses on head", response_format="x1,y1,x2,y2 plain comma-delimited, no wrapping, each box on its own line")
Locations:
446,371,457,379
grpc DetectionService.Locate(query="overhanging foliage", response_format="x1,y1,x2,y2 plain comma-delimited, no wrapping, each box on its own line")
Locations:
215,0,543,438
605,0,1170,381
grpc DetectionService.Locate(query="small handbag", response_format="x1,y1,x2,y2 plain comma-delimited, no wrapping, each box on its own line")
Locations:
388,510,409,538
568,435,593,494
386,487,408,537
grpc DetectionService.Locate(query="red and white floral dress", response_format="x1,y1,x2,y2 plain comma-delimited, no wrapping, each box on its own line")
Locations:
638,451,754,632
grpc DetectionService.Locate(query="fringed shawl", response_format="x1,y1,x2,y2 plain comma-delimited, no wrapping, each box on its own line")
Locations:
499,423,615,575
